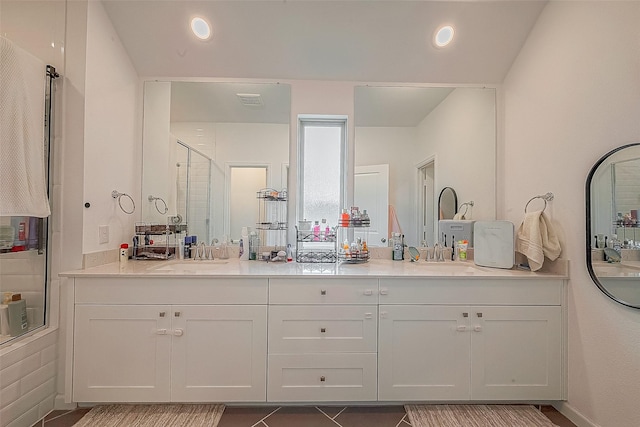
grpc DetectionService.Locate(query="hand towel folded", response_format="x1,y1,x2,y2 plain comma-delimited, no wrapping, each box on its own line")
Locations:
515,210,561,272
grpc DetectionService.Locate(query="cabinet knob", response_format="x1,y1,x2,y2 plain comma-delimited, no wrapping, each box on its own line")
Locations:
380,289,388,295
363,289,373,296
320,376,326,382
174,311,181,317
159,312,166,317
320,327,326,333
173,328,184,336
365,313,373,319
320,289,327,295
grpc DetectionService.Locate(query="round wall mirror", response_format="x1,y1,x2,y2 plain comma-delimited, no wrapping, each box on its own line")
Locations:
586,142,640,309
438,187,458,220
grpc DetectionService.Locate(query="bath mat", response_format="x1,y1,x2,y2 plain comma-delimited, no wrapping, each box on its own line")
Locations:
405,404,558,427
72,404,225,427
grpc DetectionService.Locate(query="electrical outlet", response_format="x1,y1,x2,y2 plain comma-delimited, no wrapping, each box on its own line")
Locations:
99,225,109,244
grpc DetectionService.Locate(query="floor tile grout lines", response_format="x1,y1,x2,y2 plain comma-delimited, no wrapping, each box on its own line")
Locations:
250,407,282,427
395,414,411,427
316,406,348,421
43,410,74,424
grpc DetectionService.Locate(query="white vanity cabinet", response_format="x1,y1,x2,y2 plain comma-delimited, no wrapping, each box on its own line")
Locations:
70,277,268,403
378,278,564,401
267,278,378,402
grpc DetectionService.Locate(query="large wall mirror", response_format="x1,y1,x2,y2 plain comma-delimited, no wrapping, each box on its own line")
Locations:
586,142,640,309
354,86,496,247
142,81,290,243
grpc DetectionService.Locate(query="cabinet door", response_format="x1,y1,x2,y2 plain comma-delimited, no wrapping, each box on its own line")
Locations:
73,305,172,402
378,305,470,401
470,306,562,400
171,305,267,402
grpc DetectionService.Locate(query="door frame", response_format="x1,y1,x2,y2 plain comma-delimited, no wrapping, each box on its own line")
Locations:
416,155,436,247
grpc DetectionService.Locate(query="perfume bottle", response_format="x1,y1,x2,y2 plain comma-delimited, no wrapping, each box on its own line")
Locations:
313,221,320,241
321,219,329,241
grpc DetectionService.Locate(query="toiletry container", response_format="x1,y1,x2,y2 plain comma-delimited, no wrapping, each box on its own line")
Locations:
7,294,28,336
340,209,350,226
438,220,475,248
240,227,250,260
313,221,320,241
391,233,404,260
119,243,129,266
0,293,11,336
10,217,27,250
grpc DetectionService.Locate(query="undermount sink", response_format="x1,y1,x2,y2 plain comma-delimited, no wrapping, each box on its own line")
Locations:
409,262,487,274
151,260,229,272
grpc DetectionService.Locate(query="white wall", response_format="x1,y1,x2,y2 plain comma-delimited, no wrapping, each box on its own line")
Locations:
416,88,496,223
82,0,140,254
502,2,640,426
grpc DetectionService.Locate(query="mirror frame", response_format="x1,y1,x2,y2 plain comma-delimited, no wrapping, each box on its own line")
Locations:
438,187,458,220
585,142,640,309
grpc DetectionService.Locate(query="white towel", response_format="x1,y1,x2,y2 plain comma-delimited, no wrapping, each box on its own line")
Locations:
0,37,50,217
515,210,561,271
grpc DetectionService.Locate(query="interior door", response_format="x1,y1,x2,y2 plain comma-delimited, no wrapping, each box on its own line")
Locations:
355,164,389,246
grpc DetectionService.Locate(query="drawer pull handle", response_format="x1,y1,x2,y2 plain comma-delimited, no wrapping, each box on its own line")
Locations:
320,376,326,382
365,313,373,319
380,289,388,295
456,325,467,332
364,289,373,296
474,325,482,332
159,312,166,317
476,312,483,318
174,311,181,317
173,328,184,337
320,328,326,333
156,328,168,335
462,312,469,317
320,289,327,295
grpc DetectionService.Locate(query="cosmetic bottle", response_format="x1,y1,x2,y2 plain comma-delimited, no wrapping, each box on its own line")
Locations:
323,219,331,241
240,227,250,260
7,294,28,336
313,221,321,241
119,243,129,267
340,209,350,227
361,210,370,227
0,293,11,336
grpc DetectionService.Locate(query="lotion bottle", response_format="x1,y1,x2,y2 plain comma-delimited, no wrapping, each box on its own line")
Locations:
7,294,27,336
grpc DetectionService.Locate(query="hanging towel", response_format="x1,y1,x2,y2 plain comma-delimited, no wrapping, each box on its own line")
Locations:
515,210,561,271
0,36,50,217
388,204,402,237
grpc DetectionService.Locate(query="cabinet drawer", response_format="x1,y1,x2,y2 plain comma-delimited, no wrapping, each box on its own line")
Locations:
74,277,268,304
267,353,377,402
269,305,377,354
269,278,378,304
379,278,563,305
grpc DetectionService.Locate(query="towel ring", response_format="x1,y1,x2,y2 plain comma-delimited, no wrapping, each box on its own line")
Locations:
525,192,554,213
458,201,474,219
112,190,135,215
148,195,168,214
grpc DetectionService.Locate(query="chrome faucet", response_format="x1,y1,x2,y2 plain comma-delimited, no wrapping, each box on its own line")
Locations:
195,242,207,260
433,242,445,262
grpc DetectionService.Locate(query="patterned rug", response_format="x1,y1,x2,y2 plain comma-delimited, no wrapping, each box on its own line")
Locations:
405,404,559,427
72,404,225,427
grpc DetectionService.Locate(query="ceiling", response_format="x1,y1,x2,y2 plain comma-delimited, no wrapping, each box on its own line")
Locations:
102,0,547,84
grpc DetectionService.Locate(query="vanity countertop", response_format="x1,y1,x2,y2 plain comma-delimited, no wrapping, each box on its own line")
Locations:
60,258,569,279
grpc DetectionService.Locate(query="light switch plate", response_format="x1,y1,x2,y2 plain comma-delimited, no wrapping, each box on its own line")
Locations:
99,225,109,244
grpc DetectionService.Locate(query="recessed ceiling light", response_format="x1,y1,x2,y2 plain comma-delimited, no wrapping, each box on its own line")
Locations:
190,17,211,41
434,25,454,48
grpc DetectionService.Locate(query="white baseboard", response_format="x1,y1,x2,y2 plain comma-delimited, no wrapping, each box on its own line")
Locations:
553,402,601,427
54,394,77,411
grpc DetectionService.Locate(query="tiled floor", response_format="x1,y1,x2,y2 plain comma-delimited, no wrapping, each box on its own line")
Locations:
36,404,576,427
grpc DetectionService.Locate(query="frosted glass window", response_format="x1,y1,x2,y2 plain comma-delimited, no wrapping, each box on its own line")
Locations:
298,119,346,227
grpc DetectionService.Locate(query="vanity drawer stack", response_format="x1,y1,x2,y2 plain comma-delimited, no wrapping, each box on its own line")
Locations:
267,278,378,402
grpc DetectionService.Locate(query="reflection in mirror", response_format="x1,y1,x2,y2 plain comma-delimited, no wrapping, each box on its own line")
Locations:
587,142,640,309
142,82,290,243
355,86,496,247
438,187,458,220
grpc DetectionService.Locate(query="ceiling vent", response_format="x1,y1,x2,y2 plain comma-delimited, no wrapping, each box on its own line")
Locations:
236,93,263,107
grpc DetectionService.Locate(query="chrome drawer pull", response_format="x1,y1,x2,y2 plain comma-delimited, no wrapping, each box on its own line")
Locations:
320,327,326,333
320,289,327,295
174,311,181,317
320,376,326,382
159,312,166,317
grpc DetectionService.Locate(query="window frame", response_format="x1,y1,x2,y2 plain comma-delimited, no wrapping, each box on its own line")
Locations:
296,115,348,224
